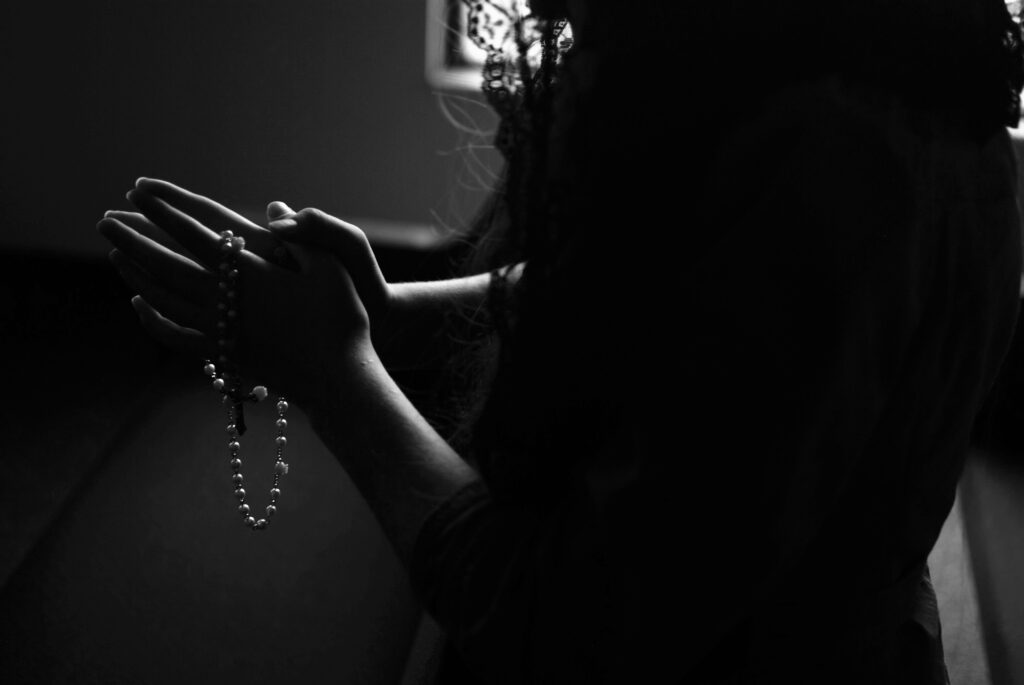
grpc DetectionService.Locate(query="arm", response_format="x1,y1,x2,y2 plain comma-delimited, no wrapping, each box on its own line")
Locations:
265,205,522,371
371,270,515,371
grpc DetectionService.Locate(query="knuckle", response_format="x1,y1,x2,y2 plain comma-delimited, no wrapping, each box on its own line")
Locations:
296,207,325,224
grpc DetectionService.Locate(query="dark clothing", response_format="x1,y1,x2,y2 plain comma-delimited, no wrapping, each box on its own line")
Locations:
412,70,1022,683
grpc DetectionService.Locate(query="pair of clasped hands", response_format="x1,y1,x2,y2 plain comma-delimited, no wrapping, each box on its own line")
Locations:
97,178,390,402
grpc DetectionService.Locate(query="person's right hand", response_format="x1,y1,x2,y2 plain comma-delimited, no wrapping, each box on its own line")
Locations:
264,203,394,329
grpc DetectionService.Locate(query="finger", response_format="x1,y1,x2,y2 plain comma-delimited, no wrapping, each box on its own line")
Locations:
126,187,226,268
112,249,214,334
266,201,296,222
130,296,209,356
269,208,388,314
103,209,199,261
99,217,216,304
135,177,283,260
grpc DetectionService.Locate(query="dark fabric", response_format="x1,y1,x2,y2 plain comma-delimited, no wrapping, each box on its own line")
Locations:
411,69,1022,683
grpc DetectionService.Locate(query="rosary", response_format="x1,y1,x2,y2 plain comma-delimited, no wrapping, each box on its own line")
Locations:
204,230,289,531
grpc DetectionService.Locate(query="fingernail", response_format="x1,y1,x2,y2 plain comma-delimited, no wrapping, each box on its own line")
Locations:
267,201,293,219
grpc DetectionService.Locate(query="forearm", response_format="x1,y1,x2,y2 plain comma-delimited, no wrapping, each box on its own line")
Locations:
300,339,479,565
374,265,522,370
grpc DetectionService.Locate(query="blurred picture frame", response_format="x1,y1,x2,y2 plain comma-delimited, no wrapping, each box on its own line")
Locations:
424,0,488,91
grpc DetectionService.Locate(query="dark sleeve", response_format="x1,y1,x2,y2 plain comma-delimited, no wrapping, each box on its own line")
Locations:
410,88,930,683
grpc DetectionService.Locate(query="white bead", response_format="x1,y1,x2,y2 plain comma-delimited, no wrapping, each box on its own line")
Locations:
231,236,246,251
270,488,281,499
230,457,242,469
275,436,287,447
254,519,267,530
276,418,287,429
274,461,289,476
234,488,246,500
244,516,256,527
221,230,234,239
265,505,276,517
203,363,216,376
228,441,240,452
232,473,243,484
228,269,239,280
212,378,225,391
277,400,289,414
226,424,238,437
238,503,250,515
252,386,268,401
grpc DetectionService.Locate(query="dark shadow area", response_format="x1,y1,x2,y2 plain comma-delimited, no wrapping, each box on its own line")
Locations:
0,243,459,684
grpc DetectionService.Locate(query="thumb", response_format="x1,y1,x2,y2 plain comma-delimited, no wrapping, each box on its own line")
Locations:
266,201,296,223
267,207,388,318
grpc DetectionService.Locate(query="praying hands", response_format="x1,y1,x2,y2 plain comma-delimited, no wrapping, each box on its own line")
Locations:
96,178,391,403
96,177,481,559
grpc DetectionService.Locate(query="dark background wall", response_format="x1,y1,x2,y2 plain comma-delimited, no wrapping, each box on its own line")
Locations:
0,3,498,682
0,0,499,257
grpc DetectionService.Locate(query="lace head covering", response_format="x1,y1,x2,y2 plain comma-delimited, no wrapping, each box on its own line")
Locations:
459,0,1024,491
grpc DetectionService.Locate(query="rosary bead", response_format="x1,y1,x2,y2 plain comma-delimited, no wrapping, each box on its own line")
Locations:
221,230,234,239
204,245,289,533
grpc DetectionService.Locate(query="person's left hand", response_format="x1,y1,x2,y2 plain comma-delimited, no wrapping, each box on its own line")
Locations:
97,178,372,401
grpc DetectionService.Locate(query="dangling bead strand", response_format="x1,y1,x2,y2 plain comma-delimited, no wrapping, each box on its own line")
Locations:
204,229,290,531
